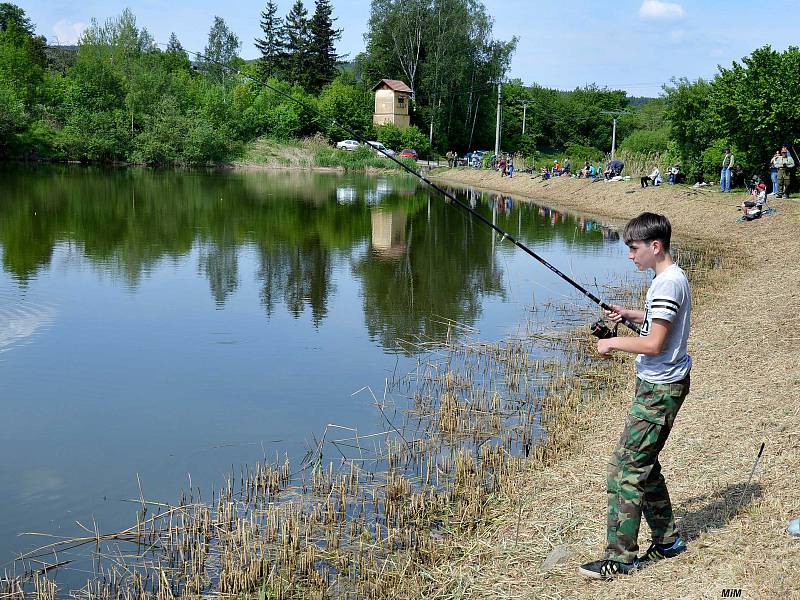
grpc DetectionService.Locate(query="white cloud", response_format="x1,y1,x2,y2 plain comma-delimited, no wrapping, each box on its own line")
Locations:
52,20,87,45
639,0,686,21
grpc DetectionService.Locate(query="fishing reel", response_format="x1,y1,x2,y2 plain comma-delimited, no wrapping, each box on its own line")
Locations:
590,319,618,339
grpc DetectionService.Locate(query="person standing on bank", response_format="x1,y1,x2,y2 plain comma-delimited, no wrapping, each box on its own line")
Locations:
769,150,781,196
775,145,795,198
580,212,692,579
720,147,734,192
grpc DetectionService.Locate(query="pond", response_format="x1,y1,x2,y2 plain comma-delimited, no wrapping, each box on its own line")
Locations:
0,165,638,585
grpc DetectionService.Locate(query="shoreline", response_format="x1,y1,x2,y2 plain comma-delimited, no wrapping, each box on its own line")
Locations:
425,168,800,598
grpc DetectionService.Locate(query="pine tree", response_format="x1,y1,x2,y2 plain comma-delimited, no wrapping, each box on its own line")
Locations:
307,0,341,92
166,32,185,55
165,31,190,72
254,1,285,80
282,0,309,88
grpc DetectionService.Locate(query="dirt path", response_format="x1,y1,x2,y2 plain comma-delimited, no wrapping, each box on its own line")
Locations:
427,169,800,599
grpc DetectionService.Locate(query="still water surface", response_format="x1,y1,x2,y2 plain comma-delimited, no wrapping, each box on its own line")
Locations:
0,165,636,578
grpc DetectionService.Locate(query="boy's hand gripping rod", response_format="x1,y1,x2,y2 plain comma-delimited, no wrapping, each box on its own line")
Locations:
185,49,641,336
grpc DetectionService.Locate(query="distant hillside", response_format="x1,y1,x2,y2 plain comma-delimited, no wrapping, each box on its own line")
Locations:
627,96,657,107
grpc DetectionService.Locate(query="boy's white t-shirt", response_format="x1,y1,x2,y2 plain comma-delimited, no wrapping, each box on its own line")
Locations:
636,263,692,384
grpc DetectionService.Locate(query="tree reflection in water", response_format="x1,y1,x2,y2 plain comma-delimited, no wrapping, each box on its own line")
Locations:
0,165,614,348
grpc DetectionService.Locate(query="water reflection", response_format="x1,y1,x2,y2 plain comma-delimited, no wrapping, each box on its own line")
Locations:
0,166,632,576
371,208,407,259
0,165,620,347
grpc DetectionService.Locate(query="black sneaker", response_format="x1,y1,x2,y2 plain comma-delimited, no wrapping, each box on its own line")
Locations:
578,558,639,579
640,537,687,563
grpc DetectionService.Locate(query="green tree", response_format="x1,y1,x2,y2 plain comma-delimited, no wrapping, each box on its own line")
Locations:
359,0,515,152
663,77,716,179
164,32,191,71
306,0,341,93
254,1,285,80
0,86,26,153
362,0,426,100
316,74,372,138
283,0,310,89
710,46,800,177
0,2,33,35
203,16,241,84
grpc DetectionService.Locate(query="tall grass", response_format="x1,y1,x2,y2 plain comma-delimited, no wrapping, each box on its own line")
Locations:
313,145,413,171
241,135,415,171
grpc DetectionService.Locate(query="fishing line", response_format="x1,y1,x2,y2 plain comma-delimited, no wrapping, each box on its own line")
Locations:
170,45,640,334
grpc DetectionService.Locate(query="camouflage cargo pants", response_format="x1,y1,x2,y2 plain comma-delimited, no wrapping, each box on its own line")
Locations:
606,374,690,563
778,169,790,196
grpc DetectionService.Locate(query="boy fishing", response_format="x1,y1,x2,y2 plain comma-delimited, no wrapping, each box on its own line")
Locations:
579,212,692,579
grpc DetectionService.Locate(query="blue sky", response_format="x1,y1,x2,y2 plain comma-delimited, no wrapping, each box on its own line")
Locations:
18,0,800,97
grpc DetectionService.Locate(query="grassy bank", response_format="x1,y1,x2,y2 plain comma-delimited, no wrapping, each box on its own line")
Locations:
425,168,800,599
236,135,417,172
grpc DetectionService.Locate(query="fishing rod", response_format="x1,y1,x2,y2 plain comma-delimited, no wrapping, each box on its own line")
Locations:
179,46,640,336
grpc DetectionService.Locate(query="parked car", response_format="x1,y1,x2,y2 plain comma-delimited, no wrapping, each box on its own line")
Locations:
399,148,418,159
366,141,395,157
336,139,360,151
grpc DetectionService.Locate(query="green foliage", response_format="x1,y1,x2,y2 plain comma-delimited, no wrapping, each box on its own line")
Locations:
313,144,404,170
662,46,800,181
699,140,750,183
710,46,800,176
0,2,34,35
359,0,516,152
501,81,628,155
306,0,341,93
563,143,604,165
663,77,717,179
2,1,798,177
0,85,26,151
203,16,241,84
618,127,670,155
399,125,430,156
317,75,374,139
376,124,431,157
376,124,403,150
283,0,310,89
255,1,284,80
0,22,44,107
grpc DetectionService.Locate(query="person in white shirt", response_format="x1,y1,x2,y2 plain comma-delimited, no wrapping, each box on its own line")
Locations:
740,182,768,220
580,212,691,580
640,166,661,188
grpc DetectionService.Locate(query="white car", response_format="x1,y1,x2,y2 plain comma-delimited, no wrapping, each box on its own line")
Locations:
336,139,360,151
366,141,395,157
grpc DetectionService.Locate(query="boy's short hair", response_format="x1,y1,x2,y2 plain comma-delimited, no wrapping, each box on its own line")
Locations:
623,212,672,251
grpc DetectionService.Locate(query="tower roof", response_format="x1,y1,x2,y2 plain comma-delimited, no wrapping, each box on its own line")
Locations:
372,79,412,93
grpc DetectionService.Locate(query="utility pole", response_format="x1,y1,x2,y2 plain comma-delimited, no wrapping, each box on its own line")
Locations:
522,100,530,136
429,97,441,147
601,110,627,161
494,82,502,157
611,117,617,161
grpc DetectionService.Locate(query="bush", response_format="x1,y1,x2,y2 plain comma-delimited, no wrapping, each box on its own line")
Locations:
399,125,430,158
377,124,431,158
314,144,400,170
564,143,604,166
317,76,374,140
618,127,671,155
376,124,404,151
183,120,231,164
700,140,748,183
0,87,26,155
